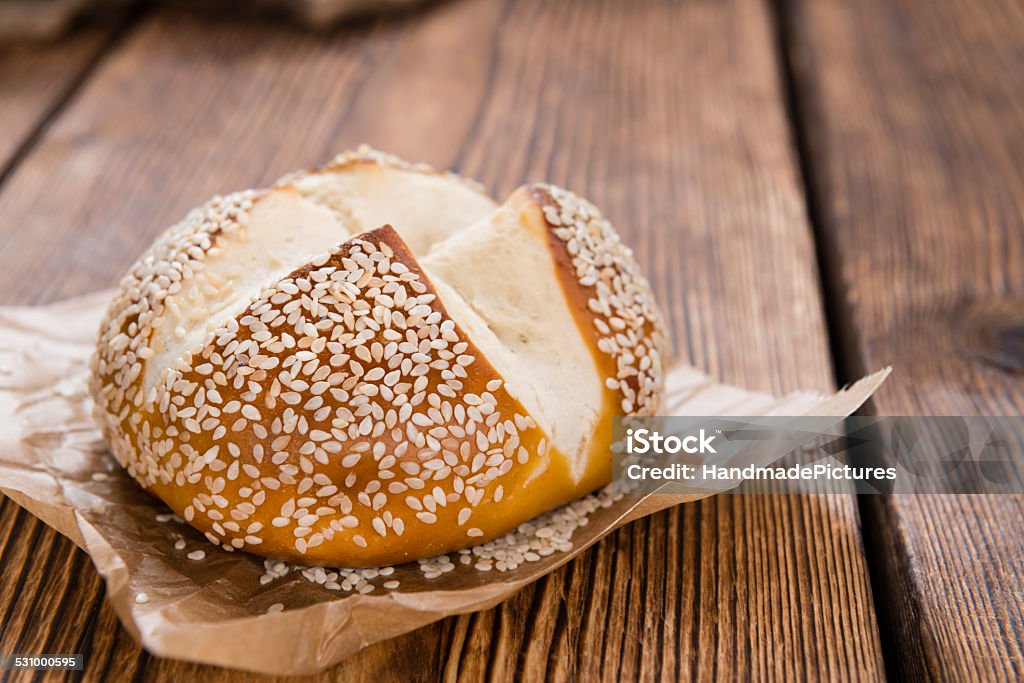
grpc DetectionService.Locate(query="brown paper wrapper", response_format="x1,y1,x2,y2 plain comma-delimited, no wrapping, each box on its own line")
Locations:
0,292,889,675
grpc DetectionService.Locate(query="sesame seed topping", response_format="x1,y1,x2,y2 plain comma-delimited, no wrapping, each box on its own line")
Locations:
90,150,664,570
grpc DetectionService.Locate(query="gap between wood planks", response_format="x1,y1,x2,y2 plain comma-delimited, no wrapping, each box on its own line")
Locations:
768,1,906,681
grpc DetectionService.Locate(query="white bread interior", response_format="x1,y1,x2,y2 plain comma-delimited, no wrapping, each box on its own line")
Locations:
291,161,497,255
421,192,602,480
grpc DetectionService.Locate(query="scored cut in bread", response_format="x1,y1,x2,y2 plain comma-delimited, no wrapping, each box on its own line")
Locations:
89,148,668,567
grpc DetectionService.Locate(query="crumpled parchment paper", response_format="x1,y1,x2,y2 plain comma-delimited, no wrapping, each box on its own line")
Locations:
0,291,889,675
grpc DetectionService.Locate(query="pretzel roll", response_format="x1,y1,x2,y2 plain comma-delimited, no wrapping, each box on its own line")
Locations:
89,148,668,567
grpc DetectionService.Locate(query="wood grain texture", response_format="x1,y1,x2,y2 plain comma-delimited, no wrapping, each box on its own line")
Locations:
785,0,1024,679
0,0,884,679
0,25,120,180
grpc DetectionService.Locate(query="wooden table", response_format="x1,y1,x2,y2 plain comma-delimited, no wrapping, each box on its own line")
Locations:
0,0,1021,680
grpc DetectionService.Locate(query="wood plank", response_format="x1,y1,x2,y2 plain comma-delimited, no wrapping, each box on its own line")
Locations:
0,25,119,180
0,1,884,679
784,0,1024,679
